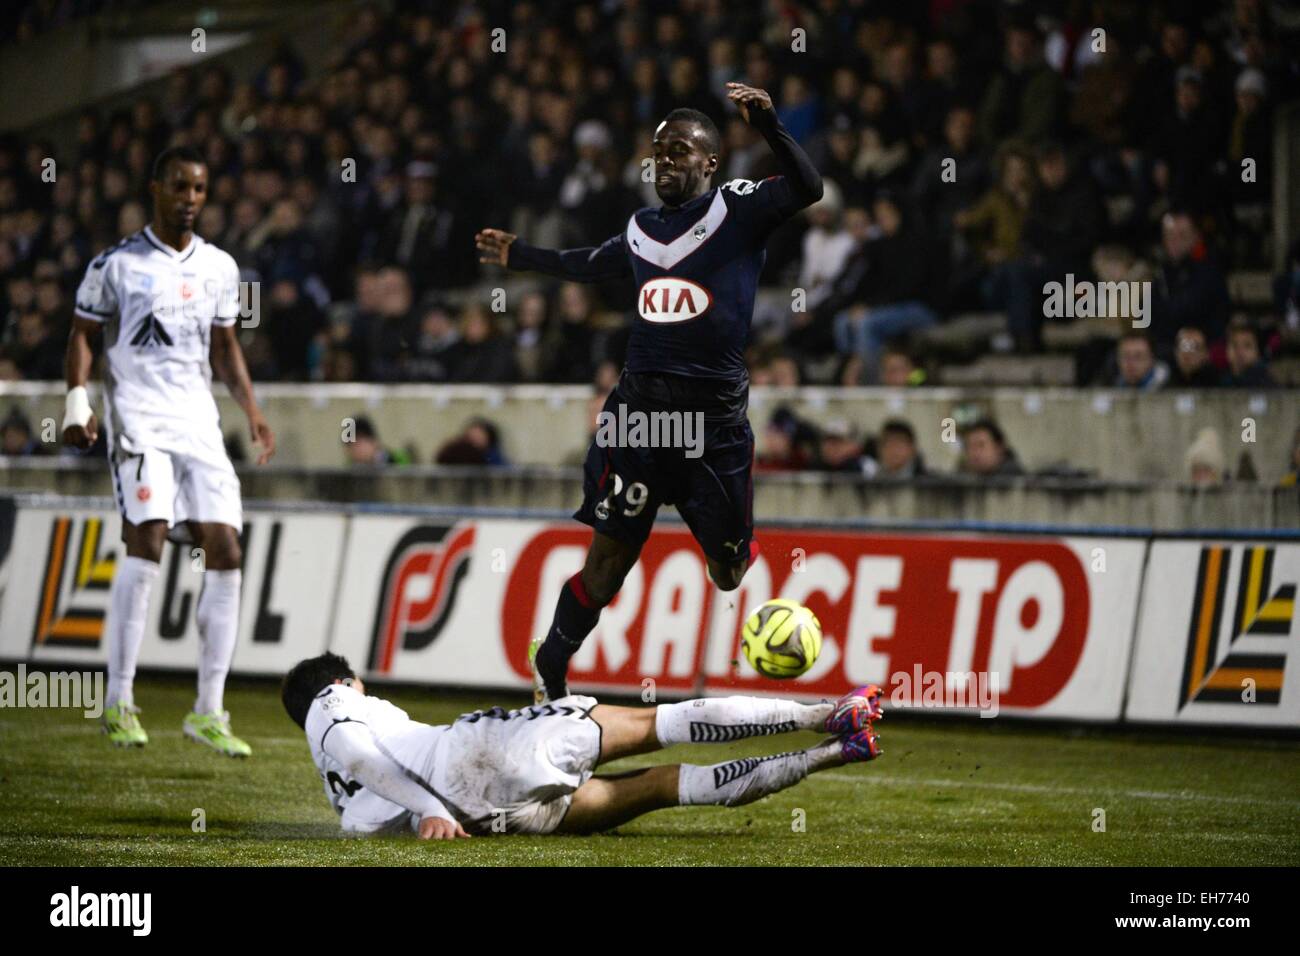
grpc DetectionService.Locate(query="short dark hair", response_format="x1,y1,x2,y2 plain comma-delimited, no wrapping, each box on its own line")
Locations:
281,653,355,729
880,418,915,443
151,145,205,183
662,107,721,155
964,416,1006,446
352,415,378,440
1227,315,1257,340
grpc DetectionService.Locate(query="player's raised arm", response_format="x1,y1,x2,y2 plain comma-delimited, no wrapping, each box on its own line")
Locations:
475,227,631,283
210,323,276,466
726,81,824,212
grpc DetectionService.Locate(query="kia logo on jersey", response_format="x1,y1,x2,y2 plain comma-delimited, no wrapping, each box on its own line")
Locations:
637,277,712,323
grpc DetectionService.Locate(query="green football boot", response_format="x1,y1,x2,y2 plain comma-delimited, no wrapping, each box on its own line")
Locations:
183,710,252,758
528,635,548,705
102,702,148,747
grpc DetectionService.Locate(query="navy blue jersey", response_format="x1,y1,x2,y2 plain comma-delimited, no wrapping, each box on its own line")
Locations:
509,174,803,389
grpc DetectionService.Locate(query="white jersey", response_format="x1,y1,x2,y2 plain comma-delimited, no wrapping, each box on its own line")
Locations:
74,225,240,457
304,684,448,833
301,684,603,836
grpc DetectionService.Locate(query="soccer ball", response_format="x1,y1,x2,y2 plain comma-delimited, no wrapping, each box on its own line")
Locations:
741,599,822,679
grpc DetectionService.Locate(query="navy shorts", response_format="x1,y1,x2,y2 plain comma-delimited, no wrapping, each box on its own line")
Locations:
574,386,755,565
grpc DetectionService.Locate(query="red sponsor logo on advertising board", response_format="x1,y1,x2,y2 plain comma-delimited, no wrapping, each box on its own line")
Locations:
502,527,1090,707
369,523,476,673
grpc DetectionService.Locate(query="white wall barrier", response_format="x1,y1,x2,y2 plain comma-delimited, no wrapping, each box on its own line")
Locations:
0,497,1295,729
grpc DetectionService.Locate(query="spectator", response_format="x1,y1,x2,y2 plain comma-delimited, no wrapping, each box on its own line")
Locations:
8,309,63,380
1220,317,1275,388
1185,427,1226,486
828,193,939,383
816,419,868,473
0,406,44,456
1113,331,1170,390
448,304,517,383
1149,66,1221,212
264,279,325,381
1228,68,1271,201
798,180,855,313
953,143,1034,309
914,104,991,257
1168,326,1220,388
756,406,814,473
364,267,415,382
344,416,411,466
403,301,461,382
878,342,927,387
767,352,801,387
869,418,925,480
376,161,469,295
977,19,1065,148
1150,211,1230,348
544,283,604,384
960,418,1024,477
436,418,508,466
512,291,549,382
1005,141,1102,351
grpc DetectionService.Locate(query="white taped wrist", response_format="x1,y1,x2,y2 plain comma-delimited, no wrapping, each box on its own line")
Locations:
63,386,92,431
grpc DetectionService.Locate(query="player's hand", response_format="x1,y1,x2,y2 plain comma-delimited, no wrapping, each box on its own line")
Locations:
249,410,276,465
475,228,517,267
726,82,773,124
418,816,471,840
62,414,98,450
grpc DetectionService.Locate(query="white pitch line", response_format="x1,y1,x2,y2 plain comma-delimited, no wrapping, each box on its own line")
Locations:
819,773,1300,809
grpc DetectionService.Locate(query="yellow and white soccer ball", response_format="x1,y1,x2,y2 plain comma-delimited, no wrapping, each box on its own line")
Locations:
741,599,823,679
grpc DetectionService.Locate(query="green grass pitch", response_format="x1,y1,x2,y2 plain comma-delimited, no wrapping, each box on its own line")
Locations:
1,675,1297,866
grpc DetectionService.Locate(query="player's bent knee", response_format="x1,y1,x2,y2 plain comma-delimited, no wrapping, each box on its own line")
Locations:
708,561,747,592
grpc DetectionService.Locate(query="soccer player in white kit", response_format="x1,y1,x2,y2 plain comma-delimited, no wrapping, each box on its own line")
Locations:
281,653,884,837
63,146,276,756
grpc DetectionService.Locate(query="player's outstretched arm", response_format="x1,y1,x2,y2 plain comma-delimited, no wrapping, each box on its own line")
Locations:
726,81,824,210
210,324,275,465
323,720,470,839
62,318,100,449
475,227,630,283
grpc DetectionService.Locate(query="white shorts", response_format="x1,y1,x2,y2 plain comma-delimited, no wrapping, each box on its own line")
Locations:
109,443,242,537
434,696,603,835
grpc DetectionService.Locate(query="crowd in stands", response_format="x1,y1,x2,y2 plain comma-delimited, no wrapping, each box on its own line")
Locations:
1,1,1298,488
2,0,1297,394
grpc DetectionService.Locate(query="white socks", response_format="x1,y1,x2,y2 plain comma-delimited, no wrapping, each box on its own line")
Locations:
655,696,832,746
677,740,843,807
106,556,159,708
195,569,241,714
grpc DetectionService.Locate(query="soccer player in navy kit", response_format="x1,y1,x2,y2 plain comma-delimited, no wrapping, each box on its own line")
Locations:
476,83,823,702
